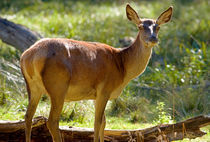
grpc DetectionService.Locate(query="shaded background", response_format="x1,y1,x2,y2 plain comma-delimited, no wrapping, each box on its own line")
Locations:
0,0,209,134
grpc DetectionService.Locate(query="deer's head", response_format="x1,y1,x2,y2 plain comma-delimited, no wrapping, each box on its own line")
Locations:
126,4,173,47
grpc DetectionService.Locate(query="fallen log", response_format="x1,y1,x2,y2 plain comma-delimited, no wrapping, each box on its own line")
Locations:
0,115,209,142
0,17,42,52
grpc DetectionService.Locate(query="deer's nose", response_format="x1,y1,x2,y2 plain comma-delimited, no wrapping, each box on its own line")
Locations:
149,35,158,43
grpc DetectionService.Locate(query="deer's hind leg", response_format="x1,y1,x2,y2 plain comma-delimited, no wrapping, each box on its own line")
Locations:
42,57,71,142
25,80,43,142
46,92,65,142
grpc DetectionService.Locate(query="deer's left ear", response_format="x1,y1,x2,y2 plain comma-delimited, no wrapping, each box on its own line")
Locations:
156,6,173,25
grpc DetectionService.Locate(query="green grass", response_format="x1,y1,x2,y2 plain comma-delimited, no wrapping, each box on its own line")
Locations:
60,116,153,130
0,0,209,141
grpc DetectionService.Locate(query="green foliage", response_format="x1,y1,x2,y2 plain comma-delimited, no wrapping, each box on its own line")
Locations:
60,101,94,124
153,101,174,124
107,87,155,123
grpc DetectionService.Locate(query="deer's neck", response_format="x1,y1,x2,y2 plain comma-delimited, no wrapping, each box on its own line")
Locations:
120,32,153,82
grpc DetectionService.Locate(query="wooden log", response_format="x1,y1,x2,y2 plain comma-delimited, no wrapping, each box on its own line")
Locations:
0,115,209,142
0,17,42,52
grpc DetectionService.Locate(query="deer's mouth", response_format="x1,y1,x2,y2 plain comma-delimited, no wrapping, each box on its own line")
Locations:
146,36,158,46
149,35,158,43
145,39,158,47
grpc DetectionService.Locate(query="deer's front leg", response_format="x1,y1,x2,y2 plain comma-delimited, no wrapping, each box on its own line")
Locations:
99,114,106,142
94,94,109,142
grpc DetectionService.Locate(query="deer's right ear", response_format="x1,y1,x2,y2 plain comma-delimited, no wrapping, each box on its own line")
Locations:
126,4,141,25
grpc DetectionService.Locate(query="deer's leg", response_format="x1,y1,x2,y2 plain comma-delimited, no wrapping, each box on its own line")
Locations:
99,114,106,142
42,56,71,142
47,95,65,142
44,82,68,142
25,83,42,142
94,94,109,142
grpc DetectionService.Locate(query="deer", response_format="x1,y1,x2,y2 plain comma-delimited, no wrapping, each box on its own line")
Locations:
20,4,173,142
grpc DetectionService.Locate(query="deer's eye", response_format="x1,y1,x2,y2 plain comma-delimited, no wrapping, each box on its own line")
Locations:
156,26,160,31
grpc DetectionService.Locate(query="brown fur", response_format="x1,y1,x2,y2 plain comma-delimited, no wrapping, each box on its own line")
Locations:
21,4,172,142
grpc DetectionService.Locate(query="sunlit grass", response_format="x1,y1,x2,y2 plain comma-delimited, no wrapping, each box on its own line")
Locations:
60,116,153,130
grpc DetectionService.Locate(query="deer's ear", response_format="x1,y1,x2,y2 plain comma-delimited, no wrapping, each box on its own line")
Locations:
156,6,173,25
126,4,141,25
